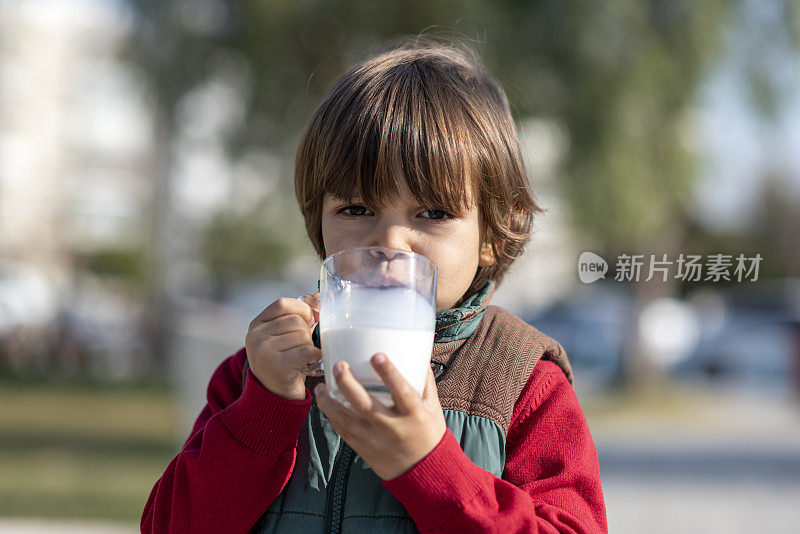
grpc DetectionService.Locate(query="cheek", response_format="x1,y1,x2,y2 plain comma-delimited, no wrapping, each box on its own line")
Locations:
432,241,480,280
321,220,355,256
321,227,337,257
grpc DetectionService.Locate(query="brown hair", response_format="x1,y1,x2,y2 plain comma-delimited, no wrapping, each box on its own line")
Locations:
294,36,543,307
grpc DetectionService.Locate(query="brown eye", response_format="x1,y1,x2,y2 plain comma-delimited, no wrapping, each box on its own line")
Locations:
420,208,451,220
337,205,371,217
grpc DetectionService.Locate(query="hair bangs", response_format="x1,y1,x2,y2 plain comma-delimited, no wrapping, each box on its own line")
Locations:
317,61,479,216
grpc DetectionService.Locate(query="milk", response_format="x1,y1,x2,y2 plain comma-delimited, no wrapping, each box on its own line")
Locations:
319,285,435,407
321,326,434,406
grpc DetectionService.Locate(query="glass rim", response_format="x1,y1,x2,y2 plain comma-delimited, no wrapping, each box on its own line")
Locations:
321,246,437,283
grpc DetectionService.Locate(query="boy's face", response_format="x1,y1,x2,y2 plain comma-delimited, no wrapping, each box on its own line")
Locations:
320,181,495,313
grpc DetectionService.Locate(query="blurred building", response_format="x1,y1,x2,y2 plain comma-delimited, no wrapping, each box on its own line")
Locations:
0,0,152,375
1,0,150,274
0,0,298,380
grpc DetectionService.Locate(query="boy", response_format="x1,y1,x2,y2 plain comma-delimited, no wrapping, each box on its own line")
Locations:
141,38,607,533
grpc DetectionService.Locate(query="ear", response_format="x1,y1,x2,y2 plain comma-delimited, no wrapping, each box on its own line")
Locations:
478,240,496,267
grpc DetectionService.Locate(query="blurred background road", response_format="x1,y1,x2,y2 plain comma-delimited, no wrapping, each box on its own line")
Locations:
1,0,799,532
591,389,800,533
2,381,798,533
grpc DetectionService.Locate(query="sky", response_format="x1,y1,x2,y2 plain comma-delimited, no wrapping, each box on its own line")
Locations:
693,2,800,233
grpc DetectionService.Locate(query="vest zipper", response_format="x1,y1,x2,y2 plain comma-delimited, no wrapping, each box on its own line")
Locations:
324,442,355,534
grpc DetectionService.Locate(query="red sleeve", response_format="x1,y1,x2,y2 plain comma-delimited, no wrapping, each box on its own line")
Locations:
382,360,608,533
140,348,313,534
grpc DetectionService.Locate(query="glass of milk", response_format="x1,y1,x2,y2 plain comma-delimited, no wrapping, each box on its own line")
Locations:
318,246,437,407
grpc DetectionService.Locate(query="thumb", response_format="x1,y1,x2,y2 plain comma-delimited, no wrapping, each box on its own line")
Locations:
298,293,320,325
299,292,319,309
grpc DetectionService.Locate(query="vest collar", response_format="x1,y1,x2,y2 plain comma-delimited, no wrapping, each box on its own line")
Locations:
435,280,496,343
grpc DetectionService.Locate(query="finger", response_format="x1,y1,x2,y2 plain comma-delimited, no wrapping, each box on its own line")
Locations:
371,353,420,414
297,295,320,329
268,329,313,352
333,361,383,417
250,297,315,329
282,343,323,369
299,293,320,320
253,314,309,336
314,382,359,433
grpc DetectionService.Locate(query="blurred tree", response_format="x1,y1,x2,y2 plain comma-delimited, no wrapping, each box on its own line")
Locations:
82,247,146,285
202,209,294,299
752,171,800,277
681,168,800,288
127,0,799,384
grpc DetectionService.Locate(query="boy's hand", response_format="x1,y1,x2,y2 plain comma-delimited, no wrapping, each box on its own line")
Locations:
315,354,447,480
245,293,321,400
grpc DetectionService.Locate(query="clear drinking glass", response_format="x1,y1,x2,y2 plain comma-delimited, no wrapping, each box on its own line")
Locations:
318,246,437,407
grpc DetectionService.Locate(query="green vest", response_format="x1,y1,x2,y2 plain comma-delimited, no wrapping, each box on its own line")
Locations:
251,281,571,533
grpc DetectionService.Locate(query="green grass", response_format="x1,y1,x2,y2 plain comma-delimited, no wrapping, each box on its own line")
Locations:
0,384,180,521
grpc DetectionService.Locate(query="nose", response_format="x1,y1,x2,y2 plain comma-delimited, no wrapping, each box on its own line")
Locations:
368,247,410,261
367,219,414,256
365,246,410,288
365,222,414,287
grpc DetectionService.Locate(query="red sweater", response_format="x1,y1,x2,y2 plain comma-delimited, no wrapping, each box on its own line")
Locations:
141,347,607,533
